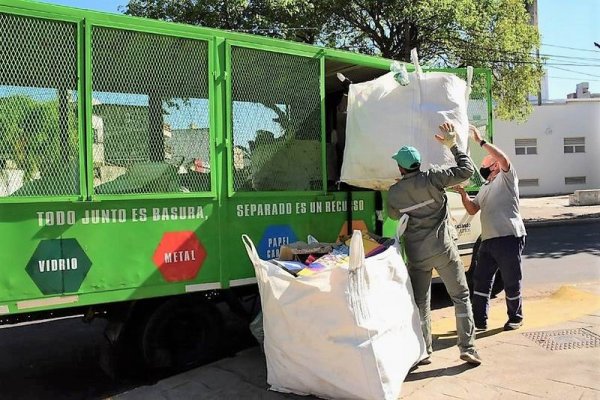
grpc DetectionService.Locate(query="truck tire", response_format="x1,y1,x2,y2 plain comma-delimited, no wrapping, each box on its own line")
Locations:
467,237,504,299
139,296,224,372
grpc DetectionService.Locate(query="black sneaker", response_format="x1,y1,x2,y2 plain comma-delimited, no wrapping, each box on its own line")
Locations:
475,322,487,332
410,356,432,371
504,320,523,331
417,356,432,365
460,349,482,366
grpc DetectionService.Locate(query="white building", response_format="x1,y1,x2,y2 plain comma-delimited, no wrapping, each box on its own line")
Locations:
494,96,600,196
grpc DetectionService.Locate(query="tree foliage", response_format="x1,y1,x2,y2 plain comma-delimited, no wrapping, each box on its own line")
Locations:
0,95,78,180
125,0,542,121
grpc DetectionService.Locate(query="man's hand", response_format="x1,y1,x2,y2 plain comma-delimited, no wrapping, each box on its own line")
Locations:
469,124,483,143
452,185,466,194
453,183,480,215
435,122,457,148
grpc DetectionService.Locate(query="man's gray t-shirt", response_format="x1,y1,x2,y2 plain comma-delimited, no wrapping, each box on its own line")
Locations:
473,166,526,241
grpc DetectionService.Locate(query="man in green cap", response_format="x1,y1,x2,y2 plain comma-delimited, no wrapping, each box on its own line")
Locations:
388,122,481,365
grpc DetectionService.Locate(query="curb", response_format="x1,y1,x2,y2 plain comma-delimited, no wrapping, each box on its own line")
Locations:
524,215,600,228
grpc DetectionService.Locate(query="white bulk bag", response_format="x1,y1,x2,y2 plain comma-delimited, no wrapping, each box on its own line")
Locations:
241,224,426,400
340,50,473,190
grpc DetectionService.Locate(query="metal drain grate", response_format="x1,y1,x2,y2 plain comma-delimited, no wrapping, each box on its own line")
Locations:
523,328,600,351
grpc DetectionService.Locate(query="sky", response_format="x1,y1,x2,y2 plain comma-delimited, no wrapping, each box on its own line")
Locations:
35,0,600,100
538,0,599,99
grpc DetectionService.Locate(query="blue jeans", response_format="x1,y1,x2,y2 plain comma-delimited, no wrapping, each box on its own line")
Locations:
472,235,526,326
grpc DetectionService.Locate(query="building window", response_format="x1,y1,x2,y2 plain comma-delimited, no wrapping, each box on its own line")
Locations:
564,137,585,153
515,139,537,155
519,179,539,187
565,176,586,185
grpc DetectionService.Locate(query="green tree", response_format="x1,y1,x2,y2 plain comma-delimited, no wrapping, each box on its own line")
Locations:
125,0,542,121
0,95,78,181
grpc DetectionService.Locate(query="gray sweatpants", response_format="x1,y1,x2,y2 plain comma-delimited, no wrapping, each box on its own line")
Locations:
408,250,476,355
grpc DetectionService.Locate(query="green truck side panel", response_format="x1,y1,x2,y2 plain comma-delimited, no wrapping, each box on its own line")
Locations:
0,194,375,313
0,199,220,307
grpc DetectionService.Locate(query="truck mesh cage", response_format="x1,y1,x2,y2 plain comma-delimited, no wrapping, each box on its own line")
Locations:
455,69,492,188
230,47,322,192
0,13,80,198
91,27,211,195
0,6,494,200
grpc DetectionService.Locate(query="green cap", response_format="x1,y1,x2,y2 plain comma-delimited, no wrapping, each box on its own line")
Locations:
392,146,421,169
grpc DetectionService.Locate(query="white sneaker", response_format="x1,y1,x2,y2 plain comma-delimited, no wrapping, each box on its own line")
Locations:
460,349,482,366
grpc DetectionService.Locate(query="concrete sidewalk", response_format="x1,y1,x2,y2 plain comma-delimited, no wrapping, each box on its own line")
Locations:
520,195,600,226
113,196,600,400
113,284,600,400
401,283,600,399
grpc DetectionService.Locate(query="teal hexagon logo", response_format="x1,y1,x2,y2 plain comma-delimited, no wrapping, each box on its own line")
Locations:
26,239,92,295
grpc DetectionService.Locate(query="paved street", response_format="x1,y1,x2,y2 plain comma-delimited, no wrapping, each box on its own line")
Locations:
523,221,600,285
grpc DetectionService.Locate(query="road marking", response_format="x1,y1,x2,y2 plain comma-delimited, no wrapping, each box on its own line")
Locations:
432,285,600,334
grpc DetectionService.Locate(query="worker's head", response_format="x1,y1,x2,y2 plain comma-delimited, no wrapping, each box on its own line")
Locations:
480,155,500,181
392,146,421,175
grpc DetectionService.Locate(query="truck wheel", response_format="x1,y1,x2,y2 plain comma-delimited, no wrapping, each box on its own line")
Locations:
467,237,504,299
139,297,224,372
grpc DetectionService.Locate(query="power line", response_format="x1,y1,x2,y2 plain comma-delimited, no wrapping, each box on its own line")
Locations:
547,66,600,79
536,53,600,63
217,21,600,59
226,27,600,68
227,26,600,66
464,58,600,67
542,43,600,53
440,37,600,67
447,31,600,58
548,75,600,82
454,28,599,55
234,27,320,32
540,61,599,68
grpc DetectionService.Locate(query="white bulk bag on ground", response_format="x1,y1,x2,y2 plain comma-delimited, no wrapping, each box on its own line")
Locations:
241,226,426,400
340,50,472,190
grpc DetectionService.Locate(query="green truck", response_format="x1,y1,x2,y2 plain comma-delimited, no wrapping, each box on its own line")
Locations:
0,0,493,373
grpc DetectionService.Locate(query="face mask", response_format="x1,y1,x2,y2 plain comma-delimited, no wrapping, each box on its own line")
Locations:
480,166,491,180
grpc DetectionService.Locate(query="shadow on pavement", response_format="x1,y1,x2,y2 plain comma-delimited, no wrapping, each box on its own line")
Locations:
523,222,600,259
405,363,475,381
432,327,504,352
474,327,504,338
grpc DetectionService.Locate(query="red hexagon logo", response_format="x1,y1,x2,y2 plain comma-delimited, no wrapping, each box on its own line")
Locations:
152,231,206,282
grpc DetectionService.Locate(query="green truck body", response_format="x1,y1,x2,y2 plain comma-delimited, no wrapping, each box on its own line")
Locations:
0,0,492,369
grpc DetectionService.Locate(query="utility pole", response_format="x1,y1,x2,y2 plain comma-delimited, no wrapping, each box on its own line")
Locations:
526,0,542,105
